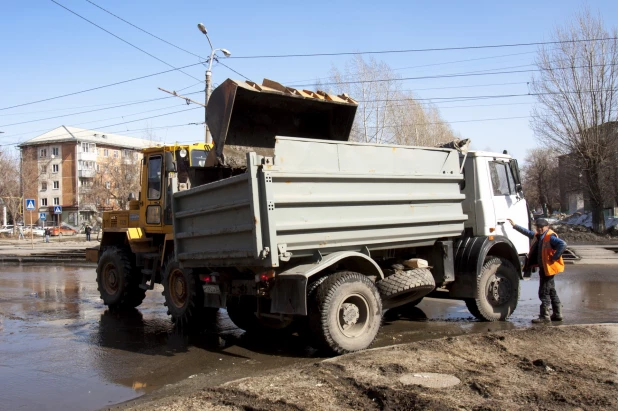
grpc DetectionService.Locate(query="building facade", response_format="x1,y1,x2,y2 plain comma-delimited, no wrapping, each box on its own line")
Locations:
19,126,155,227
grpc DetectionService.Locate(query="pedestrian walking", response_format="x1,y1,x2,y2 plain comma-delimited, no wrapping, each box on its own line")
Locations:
507,218,567,323
44,227,51,243
85,225,91,242
18,225,25,240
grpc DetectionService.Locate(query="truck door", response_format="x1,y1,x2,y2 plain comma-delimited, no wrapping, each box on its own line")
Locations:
488,160,529,255
145,154,163,228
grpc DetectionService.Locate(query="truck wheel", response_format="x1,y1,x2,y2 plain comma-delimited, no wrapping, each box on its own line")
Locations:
308,271,382,354
226,296,295,333
96,247,146,309
377,268,435,309
162,260,218,328
465,257,520,321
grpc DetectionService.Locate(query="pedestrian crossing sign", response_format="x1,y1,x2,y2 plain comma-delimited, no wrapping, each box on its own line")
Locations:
25,199,35,211
39,213,47,221
54,206,62,214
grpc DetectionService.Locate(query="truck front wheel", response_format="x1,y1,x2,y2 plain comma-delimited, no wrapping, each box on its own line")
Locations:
308,271,382,354
162,260,218,328
465,257,520,321
96,247,146,309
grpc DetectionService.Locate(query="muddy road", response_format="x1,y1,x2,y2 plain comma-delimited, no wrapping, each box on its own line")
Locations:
0,264,616,410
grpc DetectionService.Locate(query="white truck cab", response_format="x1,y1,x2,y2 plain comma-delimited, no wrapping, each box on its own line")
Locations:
461,151,530,256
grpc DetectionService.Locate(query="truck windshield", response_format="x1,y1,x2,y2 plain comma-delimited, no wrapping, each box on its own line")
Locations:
190,150,207,167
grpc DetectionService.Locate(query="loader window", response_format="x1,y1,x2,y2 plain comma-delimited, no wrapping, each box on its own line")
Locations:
489,161,515,196
147,155,162,200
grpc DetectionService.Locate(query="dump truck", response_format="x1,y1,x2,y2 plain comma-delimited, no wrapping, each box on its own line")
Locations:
91,79,530,354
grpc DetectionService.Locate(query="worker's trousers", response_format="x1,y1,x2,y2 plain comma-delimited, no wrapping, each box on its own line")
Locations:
538,273,561,308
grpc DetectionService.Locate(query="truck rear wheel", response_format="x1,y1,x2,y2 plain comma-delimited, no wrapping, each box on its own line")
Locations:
96,247,146,309
226,296,295,333
465,257,520,321
308,271,382,354
162,260,218,328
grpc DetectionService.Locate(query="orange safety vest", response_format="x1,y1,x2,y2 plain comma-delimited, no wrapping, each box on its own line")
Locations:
529,229,564,276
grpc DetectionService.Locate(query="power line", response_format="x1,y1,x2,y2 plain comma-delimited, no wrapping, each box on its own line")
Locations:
0,62,203,111
229,37,618,59
83,0,254,83
84,0,203,59
50,0,203,83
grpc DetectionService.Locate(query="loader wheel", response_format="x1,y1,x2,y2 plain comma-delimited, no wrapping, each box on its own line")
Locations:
162,259,218,328
96,247,146,309
308,272,382,354
226,296,295,333
377,268,435,309
465,257,520,321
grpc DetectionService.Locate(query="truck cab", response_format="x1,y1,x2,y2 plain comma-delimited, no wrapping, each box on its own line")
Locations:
461,151,530,256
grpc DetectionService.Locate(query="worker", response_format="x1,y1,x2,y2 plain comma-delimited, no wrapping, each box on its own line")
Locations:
507,218,566,323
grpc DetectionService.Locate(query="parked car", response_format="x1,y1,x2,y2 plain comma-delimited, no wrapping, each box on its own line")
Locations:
50,225,77,236
24,227,45,236
0,225,14,234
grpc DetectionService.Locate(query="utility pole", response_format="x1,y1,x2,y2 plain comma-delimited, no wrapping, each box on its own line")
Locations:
197,23,231,145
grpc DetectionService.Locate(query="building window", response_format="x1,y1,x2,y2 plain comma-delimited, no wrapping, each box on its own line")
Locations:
41,165,47,174
78,160,95,170
105,181,111,189
52,147,59,157
113,150,119,159
52,164,59,173
41,182,47,191
81,142,96,153
40,148,47,158
104,149,109,157
123,149,131,158
53,181,59,189
41,198,48,206
105,198,110,205
53,197,60,205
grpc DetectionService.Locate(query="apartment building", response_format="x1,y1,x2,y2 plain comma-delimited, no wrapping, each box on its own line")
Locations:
19,126,156,227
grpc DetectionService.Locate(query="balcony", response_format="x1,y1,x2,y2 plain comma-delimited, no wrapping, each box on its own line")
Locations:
78,151,97,162
78,169,96,178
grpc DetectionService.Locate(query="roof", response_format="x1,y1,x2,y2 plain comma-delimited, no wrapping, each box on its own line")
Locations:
18,126,158,150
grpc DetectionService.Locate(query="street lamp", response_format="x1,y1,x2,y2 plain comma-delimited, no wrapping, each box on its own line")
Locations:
197,23,231,145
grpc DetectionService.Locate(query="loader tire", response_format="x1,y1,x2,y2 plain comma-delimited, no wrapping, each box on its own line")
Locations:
162,259,218,328
96,247,146,309
226,296,295,333
308,272,382,354
465,257,520,321
377,268,435,309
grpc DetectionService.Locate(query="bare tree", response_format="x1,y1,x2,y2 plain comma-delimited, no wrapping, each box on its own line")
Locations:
0,148,23,230
530,9,618,232
327,55,457,146
521,148,561,214
83,154,141,211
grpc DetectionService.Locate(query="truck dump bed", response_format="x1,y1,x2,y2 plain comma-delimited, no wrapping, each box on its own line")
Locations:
173,137,467,268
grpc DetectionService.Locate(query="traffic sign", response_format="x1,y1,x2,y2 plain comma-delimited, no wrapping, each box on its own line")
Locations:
25,199,36,211
39,213,47,221
53,206,62,214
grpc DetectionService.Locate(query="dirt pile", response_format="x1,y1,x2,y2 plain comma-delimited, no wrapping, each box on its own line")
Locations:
124,325,618,411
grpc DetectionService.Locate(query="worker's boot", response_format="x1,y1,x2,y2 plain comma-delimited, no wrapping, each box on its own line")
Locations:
551,303,563,322
532,305,551,324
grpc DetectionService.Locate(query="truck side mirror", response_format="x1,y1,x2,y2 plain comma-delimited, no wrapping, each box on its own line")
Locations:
165,152,177,173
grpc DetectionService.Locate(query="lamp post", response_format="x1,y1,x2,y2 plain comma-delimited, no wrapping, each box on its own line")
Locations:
197,23,231,145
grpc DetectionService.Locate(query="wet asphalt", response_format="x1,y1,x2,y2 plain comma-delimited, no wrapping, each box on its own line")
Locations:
0,263,616,411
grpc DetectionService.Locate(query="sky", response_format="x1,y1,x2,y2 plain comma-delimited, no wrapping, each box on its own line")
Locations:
1,0,617,162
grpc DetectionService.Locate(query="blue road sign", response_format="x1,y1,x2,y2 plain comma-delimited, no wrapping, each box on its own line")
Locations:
25,199,36,211
39,213,47,221
54,206,62,214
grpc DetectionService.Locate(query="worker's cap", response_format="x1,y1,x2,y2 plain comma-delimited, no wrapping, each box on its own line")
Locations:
535,218,549,227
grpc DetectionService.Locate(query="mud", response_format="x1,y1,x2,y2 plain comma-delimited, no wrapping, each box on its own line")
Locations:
0,264,617,410
121,325,618,410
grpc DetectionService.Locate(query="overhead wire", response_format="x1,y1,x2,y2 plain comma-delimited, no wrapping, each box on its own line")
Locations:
50,0,203,83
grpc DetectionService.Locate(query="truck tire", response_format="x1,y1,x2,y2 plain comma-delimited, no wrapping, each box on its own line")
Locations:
377,268,435,309
162,259,218,328
465,257,520,321
308,271,382,354
226,296,295,333
96,247,146,309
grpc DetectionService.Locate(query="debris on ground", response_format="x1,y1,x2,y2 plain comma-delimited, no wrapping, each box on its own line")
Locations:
123,325,618,411
548,211,618,242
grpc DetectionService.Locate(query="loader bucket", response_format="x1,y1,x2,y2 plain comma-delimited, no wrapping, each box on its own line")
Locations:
206,78,358,166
